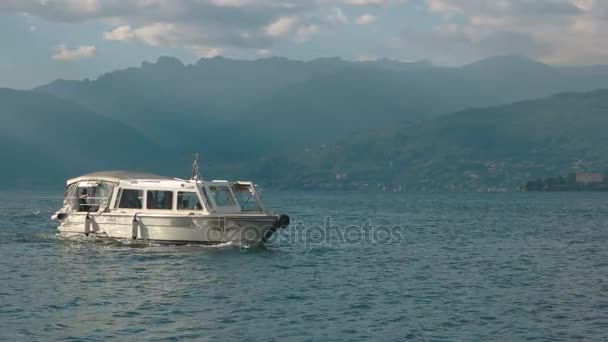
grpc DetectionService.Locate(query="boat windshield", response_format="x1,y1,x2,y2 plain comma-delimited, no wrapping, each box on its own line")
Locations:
64,181,114,212
208,185,237,208
231,184,262,212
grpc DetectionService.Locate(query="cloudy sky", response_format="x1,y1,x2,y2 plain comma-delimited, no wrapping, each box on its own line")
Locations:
1,0,606,88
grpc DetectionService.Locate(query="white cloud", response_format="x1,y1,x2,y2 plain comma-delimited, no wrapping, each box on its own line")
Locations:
257,48,272,56
132,23,180,47
342,0,388,5
0,0,408,59
192,46,223,58
6,0,608,64
209,0,252,7
103,20,267,53
52,44,96,61
426,0,461,13
263,16,320,42
356,13,377,25
103,25,135,41
265,16,297,37
420,0,608,64
133,23,224,57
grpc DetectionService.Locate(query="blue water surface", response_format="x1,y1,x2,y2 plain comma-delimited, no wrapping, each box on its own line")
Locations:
0,191,606,341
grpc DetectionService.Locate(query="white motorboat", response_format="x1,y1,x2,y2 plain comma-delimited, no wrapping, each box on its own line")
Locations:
51,158,289,245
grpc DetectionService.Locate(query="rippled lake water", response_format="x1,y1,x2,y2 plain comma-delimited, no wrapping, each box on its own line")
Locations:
0,191,607,341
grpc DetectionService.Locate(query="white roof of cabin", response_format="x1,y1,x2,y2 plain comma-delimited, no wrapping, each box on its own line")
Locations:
67,171,173,185
67,171,255,188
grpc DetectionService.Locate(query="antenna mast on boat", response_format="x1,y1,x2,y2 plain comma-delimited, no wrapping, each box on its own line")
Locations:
191,153,204,182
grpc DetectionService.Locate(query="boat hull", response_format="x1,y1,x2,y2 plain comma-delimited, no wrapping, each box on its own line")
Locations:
56,213,281,245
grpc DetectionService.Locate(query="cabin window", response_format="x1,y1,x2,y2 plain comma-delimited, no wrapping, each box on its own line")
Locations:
232,184,262,212
177,192,202,210
118,189,143,209
208,186,236,207
146,190,173,210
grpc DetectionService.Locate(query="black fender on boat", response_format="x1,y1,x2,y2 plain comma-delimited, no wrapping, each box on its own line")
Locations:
262,214,290,243
276,214,290,229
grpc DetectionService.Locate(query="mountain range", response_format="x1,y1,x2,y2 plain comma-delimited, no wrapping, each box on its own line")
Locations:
2,55,607,190
249,89,608,191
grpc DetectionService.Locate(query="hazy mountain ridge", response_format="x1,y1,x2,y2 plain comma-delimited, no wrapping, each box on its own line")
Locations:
36,55,608,146
2,55,608,189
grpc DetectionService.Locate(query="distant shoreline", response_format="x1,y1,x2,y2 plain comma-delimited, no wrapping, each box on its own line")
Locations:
522,173,608,192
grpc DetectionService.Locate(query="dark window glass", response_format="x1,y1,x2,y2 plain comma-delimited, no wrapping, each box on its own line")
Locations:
146,190,173,210
177,192,202,210
118,189,143,209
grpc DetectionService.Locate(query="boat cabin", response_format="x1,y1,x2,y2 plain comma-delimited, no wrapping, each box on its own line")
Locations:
62,171,265,215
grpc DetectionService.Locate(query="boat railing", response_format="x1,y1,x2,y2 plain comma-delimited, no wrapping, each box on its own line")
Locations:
65,196,109,212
